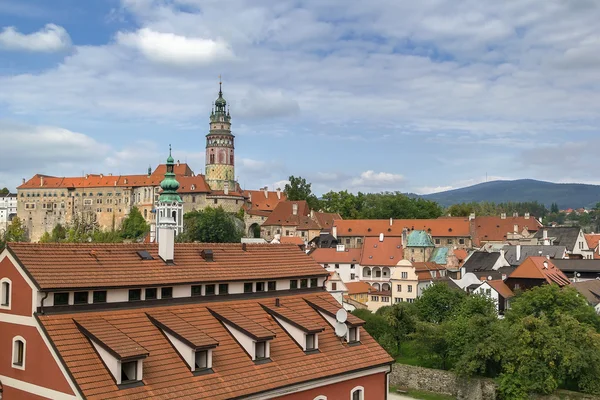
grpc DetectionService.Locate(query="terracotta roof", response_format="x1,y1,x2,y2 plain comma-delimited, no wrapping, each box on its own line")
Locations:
360,236,403,266
147,310,218,350
209,306,276,340
585,234,600,258
152,163,195,177
313,211,342,229
6,243,328,290
345,281,373,295
176,175,211,193
38,292,392,399
296,215,323,231
207,190,245,198
75,318,149,360
486,280,514,298
333,218,470,238
304,295,365,327
310,248,362,264
508,256,571,287
369,290,391,296
279,236,305,245
413,262,446,272
18,173,160,189
472,216,542,245
263,201,310,226
244,189,287,212
262,299,325,333
454,249,468,261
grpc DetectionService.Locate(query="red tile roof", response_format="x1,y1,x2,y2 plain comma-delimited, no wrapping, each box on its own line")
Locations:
345,281,373,295
486,280,514,299
209,306,276,340
176,175,211,193
263,201,310,226
360,236,404,266
333,218,470,238
413,262,447,281
6,243,328,290
471,216,542,245
313,211,342,230
279,236,305,245
244,189,287,212
75,318,149,360
509,256,571,287
584,234,600,259
454,249,468,262
304,294,365,326
310,248,362,264
147,311,219,349
38,292,392,399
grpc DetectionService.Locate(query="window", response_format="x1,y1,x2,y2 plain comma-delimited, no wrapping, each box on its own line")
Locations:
486,289,492,296
255,341,267,360
395,298,403,303
345,239,350,245
375,269,381,278
401,272,408,279
191,285,202,296
219,284,229,295
145,288,157,300
350,264,355,269
397,284,401,292
408,285,413,293
244,282,253,293
1,279,11,307
335,263,340,269
213,199,218,204
306,334,316,350
332,282,337,291
74,291,89,305
160,287,173,299
435,238,441,245
268,281,276,291
195,350,208,370
407,298,415,303
121,361,137,383
300,279,308,288
54,292,69,306
12,337,25,369
129,289,142,301
256,282,265,292
205,284,216,296
372,296,379,302
310,278,318,287
348,327,358,343
459,238,465,245
351,387,364,400
447,239,453,245
290,280,298,289
93,291,107,303
286,230,290,236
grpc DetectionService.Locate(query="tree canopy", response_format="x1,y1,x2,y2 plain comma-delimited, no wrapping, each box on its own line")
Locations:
179,207,242,243
0,217,29,247
0,187,9,195
446,201,548,218
120,206,149,240
283,176,321,210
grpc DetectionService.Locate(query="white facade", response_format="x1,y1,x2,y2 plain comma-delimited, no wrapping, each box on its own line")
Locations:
0,193,17,231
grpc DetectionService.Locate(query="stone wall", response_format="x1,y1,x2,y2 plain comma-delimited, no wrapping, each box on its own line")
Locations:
389,364,496,400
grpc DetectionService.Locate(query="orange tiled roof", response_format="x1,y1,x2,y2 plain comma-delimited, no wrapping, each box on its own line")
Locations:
333,218,471,237
413,262,447,272
18,173,161,189
279,236,305,245
584,234,600,254
345,281,373,295
509,256,571,287
313,211,342,229
486,280,514,299
147,310,219,349
152,163,195,177
263,201,310,226
360,236,404,266
244,189,287,212
176,175,211,193
471,216,542,245
454,249,468,261
310,248,362,264
75,317,149,360
6,243,327,290
38,292,392,400
304,294,365,326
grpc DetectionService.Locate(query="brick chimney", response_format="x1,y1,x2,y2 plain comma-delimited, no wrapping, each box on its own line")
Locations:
276,188,281,200
263,187,268,198
292,203,298,216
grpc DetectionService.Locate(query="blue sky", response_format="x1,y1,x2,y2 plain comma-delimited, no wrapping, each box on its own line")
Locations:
1,0,600,195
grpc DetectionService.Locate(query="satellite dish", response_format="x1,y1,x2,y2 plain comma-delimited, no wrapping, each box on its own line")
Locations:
336,308,348,323
335,322,348,338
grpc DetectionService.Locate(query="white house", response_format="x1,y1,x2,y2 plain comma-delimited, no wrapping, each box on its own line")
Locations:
474,280,514,315
0,193,17,232
310,246,362,282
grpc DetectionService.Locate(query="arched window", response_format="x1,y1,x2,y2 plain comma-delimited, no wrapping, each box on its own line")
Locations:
172,211,177,222
350,386,364,400
1,278,11,309
314,396,328,400
210,154,215,164
362,267,371,277
12,336,26,370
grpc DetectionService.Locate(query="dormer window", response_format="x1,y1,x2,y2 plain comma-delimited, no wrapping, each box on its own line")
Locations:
195,350,209,370
255,341,268,360
306,334,316,351
121,360,138,384
348,327,359,343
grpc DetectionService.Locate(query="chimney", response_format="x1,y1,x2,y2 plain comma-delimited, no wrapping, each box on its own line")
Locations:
543,229,549,245
516,244,521,261
276,188,281,199
40,176,44,187
248,192,252,202
224,182,229,196
402,228,408,247
242,243,247,251
22,178,25,184
292,203,298,216
501,213,506,219
275,298,280,307
201,249,214,262
513,212,518,217
389,218,393,226
514,224,519,233
264,187,268,198
100,174,103,178
177,160,180,166
158,217,176,262
525,213,530,219
379,233,384,242
543,260,548,269
332,226,337,239
310,210,314,218
500,249,505,260
469,213,476,221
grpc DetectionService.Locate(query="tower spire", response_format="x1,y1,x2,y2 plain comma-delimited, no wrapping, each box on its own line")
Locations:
219,74,222,96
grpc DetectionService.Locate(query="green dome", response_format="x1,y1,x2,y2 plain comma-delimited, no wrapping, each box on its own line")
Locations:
159,145,182,203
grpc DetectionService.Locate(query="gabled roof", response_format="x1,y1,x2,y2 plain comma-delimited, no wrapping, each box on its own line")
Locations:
38,292,393,399
572,280,600,306
345,281,373,295
209,306,276,341
533,227,582,251
471,215,542,245
502,245,567,266
243,189,287,212
147,311,218,350
313,211,342,230
262,300,325,334
414,262,447,281
407,230,435,247
262,201,310,226
176,175,211,193
333,218,470,238
360,236,403,266
75,317,148,360
310,248,362,264
585,234,600,250
454,249,468,262
304,295,365,327
5,243,327,290
508,257,571,286
462,251,503,272
485,280,514,298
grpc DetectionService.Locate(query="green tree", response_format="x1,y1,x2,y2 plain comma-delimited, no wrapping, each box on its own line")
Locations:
4,217,28,243
0,187,9,195
120,206,149,241
180,207,242,243
415,283,466,324
65,211,100,242
551,202,560,214
51,224,67,242
380,302,417,356
284,176,321,210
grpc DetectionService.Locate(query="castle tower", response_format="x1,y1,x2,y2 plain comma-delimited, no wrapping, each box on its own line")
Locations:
156,145,183,243
205,79,235,191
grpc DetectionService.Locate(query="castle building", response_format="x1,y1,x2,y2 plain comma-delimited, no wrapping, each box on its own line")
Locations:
16,83,285,242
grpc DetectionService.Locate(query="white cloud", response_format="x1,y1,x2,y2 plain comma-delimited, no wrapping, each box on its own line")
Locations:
415,186,454,195
0,23,71,52
116,28,234,66
351,170,405,188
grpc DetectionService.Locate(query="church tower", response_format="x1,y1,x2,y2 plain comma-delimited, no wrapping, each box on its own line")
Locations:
156,145,183,245
205,79,236,192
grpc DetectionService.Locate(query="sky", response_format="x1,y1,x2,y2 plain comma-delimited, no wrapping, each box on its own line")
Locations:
0,0,599,196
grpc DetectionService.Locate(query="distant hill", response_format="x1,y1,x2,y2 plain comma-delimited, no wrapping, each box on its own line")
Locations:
421,179,600,209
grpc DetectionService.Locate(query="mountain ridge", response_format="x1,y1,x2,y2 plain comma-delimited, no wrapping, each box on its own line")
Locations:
420,179,600,209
